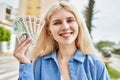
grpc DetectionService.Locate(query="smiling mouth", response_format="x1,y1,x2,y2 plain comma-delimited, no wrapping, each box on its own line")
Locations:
59,32,73,38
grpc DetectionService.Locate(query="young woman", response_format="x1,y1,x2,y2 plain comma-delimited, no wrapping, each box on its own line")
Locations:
14,1,110,80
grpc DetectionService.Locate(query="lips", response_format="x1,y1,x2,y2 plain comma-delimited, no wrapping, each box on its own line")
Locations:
59,32,73,38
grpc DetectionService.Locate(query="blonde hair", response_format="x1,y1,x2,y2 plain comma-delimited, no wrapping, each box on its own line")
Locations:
32,1,98,60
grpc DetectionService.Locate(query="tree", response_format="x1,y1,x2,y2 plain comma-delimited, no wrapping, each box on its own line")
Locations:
0,26,11,42
83,0,96,36
96,41,115,51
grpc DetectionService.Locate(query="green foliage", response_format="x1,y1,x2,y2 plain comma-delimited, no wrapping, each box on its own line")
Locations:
96,41,115,51
0,26,11,41
112,49,120,55
106,64,120,79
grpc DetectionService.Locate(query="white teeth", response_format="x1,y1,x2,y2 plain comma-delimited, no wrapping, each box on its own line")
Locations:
62,33,70,36
60,33,72,37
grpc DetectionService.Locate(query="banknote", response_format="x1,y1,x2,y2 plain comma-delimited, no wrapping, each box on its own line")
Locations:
12,16,45,46
36,18,45,40
12,17,33,43
30,16,36,41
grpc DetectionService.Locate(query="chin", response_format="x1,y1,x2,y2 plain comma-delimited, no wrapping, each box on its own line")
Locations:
59,40,75,45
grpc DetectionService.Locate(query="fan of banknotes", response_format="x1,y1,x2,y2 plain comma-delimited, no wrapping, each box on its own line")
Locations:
12,16,45,46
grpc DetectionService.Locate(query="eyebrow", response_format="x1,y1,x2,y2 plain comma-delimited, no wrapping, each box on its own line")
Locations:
67,17,75,20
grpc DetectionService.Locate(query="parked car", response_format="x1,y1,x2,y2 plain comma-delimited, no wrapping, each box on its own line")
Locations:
102,49,112,58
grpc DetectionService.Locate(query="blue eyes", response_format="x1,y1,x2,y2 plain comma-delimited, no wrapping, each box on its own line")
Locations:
53,19,75,25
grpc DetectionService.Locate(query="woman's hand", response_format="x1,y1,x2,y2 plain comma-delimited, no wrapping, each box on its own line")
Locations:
13,38,32,64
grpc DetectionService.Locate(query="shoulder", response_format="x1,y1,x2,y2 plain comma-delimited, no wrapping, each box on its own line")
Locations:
86,54,105,69
34,56,42,63
85,54,110,79
34,57,42,69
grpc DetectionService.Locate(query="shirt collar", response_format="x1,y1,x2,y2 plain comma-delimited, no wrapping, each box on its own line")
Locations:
71,49,85,63
43,49,85,63
43,50,57,59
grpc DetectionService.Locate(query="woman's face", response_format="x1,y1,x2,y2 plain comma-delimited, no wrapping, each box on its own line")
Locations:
49,8,79,45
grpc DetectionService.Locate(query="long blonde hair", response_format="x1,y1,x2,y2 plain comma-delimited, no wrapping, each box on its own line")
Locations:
32,1,98,60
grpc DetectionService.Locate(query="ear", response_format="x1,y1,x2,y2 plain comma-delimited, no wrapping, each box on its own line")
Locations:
47,29,52,35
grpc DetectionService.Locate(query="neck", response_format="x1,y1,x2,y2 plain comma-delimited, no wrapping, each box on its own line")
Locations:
58,44,77,61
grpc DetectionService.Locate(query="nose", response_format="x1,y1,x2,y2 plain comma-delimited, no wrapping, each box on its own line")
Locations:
61,21,69,31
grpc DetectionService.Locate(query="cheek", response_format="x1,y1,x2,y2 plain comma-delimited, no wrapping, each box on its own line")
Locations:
50,31,59,42
49,27,58,37
76,26,79,34
72,24,79,38
75,23,79,31
72,24,79,32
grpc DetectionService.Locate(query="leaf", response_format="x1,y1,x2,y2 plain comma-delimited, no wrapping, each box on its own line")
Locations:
0,26,11,42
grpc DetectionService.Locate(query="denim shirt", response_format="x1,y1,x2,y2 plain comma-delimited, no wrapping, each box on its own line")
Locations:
19,50,110,80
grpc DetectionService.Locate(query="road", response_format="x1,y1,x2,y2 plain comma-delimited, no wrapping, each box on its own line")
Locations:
109,54,120,71
0,54,19,80
0,53,120,80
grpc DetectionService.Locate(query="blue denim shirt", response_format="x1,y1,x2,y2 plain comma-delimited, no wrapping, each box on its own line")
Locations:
19,50,110,80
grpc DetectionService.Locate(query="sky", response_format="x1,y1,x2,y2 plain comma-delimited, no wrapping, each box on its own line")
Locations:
70,0,120,44
1,0,120,44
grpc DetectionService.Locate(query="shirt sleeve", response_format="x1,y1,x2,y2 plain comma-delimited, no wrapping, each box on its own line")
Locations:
18,63,34,80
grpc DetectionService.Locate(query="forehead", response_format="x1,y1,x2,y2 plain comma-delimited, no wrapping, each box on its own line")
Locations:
50,8,75,21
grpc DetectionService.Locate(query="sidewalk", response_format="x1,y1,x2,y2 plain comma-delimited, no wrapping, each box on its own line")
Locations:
0,52,19,80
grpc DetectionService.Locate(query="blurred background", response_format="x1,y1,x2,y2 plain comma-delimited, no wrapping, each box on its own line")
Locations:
0,0,120,80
